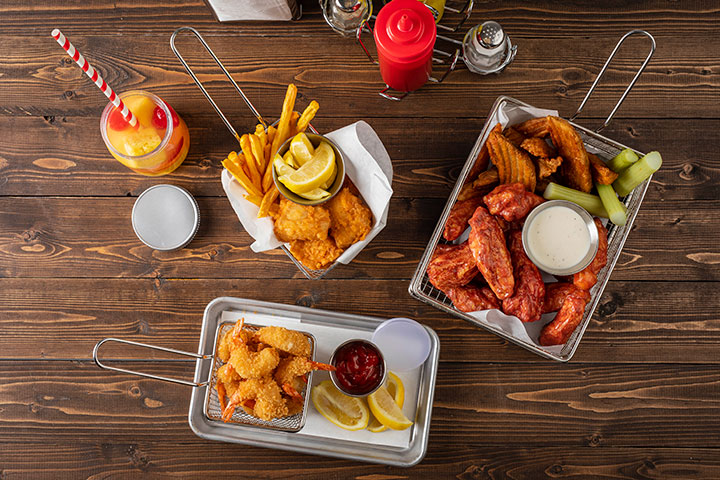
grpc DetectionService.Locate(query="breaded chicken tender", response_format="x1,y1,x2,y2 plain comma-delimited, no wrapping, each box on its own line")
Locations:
272,197,331,242
326,187,373,249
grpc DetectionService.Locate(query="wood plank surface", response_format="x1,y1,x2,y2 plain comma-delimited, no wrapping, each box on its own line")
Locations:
0,279,717,364
0,197,716,281
2,360,720,448
0,116,717,200
2,442,719,479
1,0,719,477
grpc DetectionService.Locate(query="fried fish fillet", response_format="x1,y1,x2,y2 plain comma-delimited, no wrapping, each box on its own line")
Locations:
289,237,343,270
546,116,592,192
326,187,373,249
272,197,331,242
486,128,536,192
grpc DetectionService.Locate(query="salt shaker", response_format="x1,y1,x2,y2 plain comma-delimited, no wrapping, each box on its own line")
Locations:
462,21,517,74
321,0,372,37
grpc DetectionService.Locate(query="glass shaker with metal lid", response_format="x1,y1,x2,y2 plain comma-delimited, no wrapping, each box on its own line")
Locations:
321,0,372,37
462,21,517,74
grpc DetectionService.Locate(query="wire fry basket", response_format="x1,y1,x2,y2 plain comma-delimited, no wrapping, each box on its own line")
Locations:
170,27,339,280
93,320,316,432
409,30,657,361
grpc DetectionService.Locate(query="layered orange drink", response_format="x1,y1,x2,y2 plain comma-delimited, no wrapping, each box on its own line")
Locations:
100,90,190,176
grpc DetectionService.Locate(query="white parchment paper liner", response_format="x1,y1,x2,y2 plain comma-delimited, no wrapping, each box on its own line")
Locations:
221,121,393,265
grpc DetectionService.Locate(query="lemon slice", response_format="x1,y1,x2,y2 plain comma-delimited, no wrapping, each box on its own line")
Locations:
311,380,369,431
297,188,330,201
273,154,295,177
278,142,335,194
290,133,315,166
367,379,413,431
320,160,337,190
368,372,405,433
283,150,299,169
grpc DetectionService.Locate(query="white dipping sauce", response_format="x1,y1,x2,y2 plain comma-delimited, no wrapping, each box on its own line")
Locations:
525,205,590,270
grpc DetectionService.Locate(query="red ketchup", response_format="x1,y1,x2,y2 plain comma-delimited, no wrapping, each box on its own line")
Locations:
331,340,385,396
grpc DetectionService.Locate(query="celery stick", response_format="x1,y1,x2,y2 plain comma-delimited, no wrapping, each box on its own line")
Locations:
613,151,662,196
596,183,627,226
543,182,609,218
608,148,639,173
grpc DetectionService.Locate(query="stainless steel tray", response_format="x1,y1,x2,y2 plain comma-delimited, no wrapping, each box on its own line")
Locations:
188,297,440,467
409,31,656,362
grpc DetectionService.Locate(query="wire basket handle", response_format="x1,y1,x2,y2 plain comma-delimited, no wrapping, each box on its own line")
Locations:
93,338,212,387
570,30,655,132
170,26,268,142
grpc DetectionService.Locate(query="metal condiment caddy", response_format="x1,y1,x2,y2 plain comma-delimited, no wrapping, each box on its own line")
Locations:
409,30,656,361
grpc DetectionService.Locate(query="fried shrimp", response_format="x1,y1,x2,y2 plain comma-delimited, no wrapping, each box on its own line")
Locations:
229,344,280,379
274,356,334,401
254,326,312,358
222,377,288,422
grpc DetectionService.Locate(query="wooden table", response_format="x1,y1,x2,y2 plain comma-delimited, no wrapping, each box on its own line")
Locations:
1,0,718,477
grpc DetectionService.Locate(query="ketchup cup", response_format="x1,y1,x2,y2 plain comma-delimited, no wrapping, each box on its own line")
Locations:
329,339,387,397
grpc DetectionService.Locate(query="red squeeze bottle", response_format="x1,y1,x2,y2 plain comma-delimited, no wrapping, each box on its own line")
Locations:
373,0,437,92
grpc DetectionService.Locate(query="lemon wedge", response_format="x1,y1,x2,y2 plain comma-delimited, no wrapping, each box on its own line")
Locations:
290,133,315,166
367,378,413,431
368,372,404,433
283,150,299,169
312,380,369,431
320,160,337,190
278,141,335,194
273,154,295,177
274,155,330,201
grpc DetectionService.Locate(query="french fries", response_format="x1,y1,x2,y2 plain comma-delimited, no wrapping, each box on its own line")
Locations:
486,125,537,192
588,153,619,185
521,137,557,158
222,83,321,218
515,117,550,138
546,116,593,193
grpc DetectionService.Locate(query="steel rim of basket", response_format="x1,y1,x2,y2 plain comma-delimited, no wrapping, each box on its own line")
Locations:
93,322,316,431
409,30,656,361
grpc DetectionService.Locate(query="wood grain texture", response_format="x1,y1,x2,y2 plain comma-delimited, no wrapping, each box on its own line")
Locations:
0,116,716,200
0,278,717,364
2,360,720,449
0,27,718,119
0,196,716,281
1,442,719,479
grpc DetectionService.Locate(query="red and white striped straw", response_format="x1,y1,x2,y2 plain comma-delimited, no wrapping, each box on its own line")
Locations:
51,28,137,127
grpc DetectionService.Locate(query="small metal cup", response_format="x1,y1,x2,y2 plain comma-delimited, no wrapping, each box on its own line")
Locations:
521,200,600,276
272,133,346,206
329,339,387,398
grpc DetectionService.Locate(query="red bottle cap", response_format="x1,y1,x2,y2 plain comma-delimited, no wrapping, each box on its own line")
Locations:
374,0,436,64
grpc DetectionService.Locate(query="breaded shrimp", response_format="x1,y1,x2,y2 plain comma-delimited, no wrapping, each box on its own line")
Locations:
222,377,288,422
254,326,311,358
229,344,280,379
274,356,334,401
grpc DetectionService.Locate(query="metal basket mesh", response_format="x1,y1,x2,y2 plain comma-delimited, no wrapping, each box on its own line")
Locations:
203,322,315,432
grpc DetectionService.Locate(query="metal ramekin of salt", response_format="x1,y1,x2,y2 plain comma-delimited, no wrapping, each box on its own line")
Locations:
522,200,599,276
131,184,200,251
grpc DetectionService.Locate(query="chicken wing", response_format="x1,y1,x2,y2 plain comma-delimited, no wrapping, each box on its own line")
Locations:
446,284,500,312
443,196,484,241
427,242,478,292
468,206,515,300
502,230,545,322
327,187,373,249
542,282,579,314
272,197,331,242
539,287,591,346
483,183,544,222
573,218,608,291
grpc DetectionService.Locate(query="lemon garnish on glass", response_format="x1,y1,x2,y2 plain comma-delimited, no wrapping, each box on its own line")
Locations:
278,141,335,194
312,380,369,431
289,133,315,166
367,377,413,431
368,372,405,433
